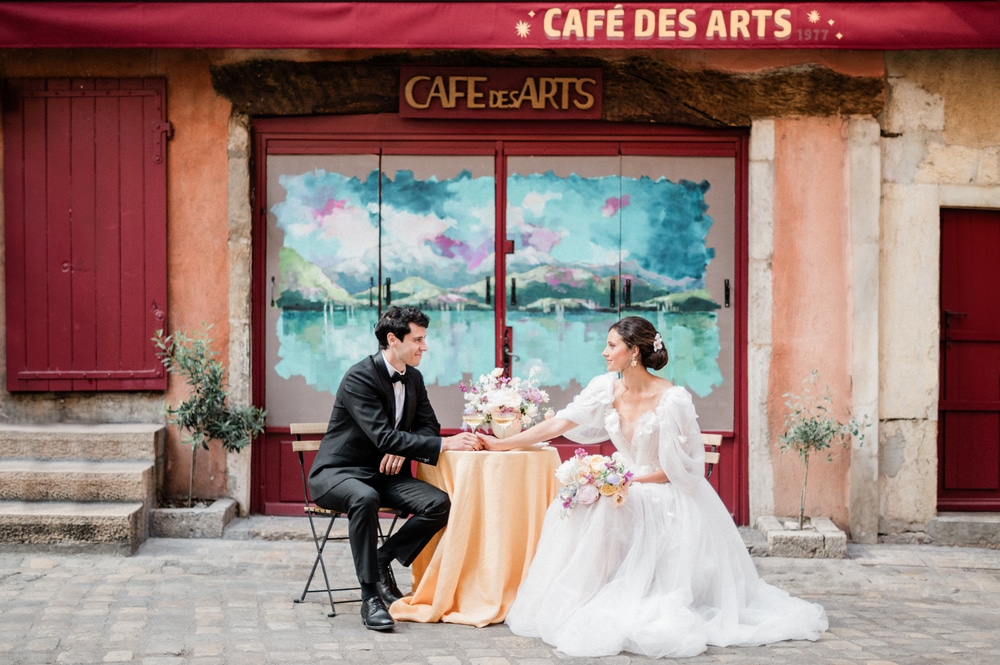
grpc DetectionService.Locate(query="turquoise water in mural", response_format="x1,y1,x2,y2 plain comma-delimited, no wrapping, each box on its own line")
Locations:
275,308,721,398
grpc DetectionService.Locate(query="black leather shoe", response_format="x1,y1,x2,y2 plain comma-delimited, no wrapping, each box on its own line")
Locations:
376,564,404,605
360,597,394,631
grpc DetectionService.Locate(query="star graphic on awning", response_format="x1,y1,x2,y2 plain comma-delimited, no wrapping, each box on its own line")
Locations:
515,20,531,38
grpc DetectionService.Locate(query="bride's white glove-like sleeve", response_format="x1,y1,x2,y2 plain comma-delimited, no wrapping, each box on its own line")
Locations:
656,388,706,495
553,374,616,444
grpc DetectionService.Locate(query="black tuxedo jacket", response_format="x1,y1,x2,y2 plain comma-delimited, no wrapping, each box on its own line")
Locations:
308,352,443,501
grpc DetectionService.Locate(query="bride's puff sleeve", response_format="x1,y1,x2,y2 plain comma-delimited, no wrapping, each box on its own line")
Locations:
555,373,616,445
656,388,706,494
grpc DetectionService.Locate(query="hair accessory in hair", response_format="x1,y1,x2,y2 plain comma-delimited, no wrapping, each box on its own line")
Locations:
653,332,664,353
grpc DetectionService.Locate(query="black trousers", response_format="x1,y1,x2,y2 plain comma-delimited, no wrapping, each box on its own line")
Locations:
314,473,450,585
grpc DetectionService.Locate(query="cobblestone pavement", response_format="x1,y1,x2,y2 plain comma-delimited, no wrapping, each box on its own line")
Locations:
1,517,999,665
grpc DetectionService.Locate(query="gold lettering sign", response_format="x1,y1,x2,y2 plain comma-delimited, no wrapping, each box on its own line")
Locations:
400,67,602,120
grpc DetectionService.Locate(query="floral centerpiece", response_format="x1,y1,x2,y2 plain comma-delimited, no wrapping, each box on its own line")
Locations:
460,366,551,430
555,448,633,518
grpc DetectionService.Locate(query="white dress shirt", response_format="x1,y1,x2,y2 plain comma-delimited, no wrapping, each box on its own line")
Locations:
381,352,405,428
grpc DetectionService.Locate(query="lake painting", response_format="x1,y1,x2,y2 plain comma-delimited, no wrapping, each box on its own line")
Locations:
266,157,730,428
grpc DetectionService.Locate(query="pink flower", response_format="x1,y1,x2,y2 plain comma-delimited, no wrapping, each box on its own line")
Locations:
576,484,600,505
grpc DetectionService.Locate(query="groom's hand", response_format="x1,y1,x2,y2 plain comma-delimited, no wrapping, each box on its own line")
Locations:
442,432,481,451
477,433,502,451
379,453,407,475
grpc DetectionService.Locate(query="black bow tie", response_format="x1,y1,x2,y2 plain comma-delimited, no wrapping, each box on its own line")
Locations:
390,372,407,384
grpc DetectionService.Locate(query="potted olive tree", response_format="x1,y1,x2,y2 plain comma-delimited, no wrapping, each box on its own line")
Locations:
150,325,266,537
777,370,869,530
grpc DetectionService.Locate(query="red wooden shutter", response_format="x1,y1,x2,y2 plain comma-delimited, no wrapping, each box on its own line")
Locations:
3,78,170,391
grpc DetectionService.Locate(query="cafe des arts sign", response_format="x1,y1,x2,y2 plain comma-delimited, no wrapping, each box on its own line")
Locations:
400,67,602,120
0,2,997,50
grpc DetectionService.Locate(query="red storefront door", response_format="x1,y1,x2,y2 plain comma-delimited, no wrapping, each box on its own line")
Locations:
938,208,1000,510
250,116,748,523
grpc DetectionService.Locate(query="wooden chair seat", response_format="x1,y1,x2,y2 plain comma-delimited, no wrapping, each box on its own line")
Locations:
703,433,722,479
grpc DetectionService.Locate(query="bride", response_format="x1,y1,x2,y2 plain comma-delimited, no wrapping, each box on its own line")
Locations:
478,316,828,658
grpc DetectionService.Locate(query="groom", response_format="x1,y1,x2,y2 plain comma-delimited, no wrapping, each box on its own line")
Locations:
308,306,481,631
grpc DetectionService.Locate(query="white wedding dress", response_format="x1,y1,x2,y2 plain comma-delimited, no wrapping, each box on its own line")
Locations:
505,373,828,658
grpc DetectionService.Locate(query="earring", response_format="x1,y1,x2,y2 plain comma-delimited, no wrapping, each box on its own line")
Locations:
630,357,637,368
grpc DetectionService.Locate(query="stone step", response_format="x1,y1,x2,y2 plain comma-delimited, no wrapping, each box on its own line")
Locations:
0,459,155,503
0,500,145,555
0,423,164,462
926,513,1000,548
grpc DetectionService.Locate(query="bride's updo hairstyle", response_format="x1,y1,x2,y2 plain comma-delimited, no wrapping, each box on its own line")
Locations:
610,316,669,371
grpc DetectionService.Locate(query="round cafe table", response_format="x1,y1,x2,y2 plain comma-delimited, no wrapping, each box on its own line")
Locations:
390,446,561,626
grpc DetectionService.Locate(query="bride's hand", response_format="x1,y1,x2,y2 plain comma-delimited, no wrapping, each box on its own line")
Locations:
476,433,503,451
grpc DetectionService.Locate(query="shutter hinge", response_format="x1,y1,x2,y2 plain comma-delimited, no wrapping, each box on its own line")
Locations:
152,119,174,164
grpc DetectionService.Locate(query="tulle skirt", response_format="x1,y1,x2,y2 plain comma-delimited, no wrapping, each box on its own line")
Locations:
505,480,828,658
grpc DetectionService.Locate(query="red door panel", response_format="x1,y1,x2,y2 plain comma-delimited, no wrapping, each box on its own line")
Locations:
255,429,318,517
942,414,1000,490
938,208,1000,509
3,78,169,391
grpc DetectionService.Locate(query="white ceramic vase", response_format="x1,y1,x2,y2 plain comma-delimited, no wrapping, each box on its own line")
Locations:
491,417,523,439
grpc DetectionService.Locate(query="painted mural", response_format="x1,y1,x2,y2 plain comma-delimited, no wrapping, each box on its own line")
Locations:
269,165,722,401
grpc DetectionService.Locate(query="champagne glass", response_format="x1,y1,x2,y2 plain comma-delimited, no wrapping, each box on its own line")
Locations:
461,410,486,435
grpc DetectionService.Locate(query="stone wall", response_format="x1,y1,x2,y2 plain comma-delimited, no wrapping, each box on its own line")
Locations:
210,50,885,125
878,51,1000,539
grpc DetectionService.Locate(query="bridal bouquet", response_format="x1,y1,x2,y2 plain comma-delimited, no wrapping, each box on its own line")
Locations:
459,366,551,427
556,448,633,518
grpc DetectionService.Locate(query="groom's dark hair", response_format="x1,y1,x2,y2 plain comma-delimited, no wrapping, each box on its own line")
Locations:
375,306,430,349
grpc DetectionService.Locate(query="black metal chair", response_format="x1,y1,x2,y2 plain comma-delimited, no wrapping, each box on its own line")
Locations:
290,422,404,617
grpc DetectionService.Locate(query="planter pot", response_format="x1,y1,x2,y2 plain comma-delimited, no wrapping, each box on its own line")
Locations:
150,497,237,539
755,515,847,558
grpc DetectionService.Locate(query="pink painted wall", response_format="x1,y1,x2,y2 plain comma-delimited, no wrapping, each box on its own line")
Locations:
769,116,855,528
158,51,235,501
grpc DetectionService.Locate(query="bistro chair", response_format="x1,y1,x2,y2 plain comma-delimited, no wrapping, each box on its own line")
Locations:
289,422,404,617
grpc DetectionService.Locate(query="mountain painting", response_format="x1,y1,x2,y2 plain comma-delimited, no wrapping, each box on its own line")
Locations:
269,164,723,402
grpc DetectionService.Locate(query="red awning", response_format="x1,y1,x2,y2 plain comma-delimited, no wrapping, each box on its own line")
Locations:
0,2,998,50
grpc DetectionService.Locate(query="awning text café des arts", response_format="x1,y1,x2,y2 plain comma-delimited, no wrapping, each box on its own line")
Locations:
0,2,997,51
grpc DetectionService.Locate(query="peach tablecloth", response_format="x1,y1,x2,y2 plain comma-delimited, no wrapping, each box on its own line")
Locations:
390,447,561,626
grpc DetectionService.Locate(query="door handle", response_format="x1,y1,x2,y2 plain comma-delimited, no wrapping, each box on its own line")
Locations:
624,279,632,308
384,278,391,306
485,277,491,305
610,278,617,309
502,327,518,376
503,340,520,363
510,278,517,307
943,310,967,328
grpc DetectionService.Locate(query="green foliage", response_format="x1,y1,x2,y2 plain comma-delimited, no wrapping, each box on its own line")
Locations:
777,370,869,529
153,325,267,454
